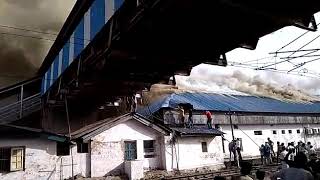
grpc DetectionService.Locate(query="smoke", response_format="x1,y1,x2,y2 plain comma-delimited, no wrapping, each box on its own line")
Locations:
176,64,320,102
141,84,179,105
0,0,75,87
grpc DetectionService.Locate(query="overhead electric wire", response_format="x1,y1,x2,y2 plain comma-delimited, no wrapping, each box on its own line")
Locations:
286,34,320,58
279,49,319,60
0,31,56,42
0,24,58,36
0,31,88,46
274,22,320,53
270,48,320,54
0,24,91,42
229,63,320,79
257,33,320,70
287,56,320,73
281,54,320,60
239,56,274,64
261,21,320,70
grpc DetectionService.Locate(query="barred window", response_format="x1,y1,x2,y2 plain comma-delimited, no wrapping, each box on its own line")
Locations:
125,141,137,161
77,143,89,153
201,142,208,152
144,140,156,158
57,142,70,156
0,147,24,172
297,129,301,134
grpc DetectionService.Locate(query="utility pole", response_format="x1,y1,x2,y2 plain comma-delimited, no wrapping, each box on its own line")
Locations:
228,109,239,168
65,95,74,180
228,109,235,142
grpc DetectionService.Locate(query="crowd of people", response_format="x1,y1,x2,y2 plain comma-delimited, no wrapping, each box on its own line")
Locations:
272,140,319,179
214,150,319,180
224,137,320,179
259,138,275,165
237,139,319,179
259,138,317,167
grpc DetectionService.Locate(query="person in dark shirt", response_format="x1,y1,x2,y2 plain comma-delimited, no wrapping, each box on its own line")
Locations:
256,170,265,180
188,108,193,128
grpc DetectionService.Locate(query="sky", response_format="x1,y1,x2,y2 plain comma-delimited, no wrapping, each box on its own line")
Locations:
176,12,320,99
0,1,320,101
0,0,75,87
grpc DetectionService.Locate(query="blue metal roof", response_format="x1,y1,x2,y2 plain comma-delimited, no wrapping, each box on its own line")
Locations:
137,92,320,115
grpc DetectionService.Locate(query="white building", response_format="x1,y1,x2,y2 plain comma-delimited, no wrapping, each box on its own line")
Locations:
141,92,320,160
0,113,225,180
0,124,88,180
70,113,225,179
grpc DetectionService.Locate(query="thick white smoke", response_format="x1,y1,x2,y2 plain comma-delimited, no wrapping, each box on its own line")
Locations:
175,64,320,102
0,0,75,87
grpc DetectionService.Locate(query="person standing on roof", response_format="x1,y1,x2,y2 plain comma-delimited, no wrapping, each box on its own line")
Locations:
177,106,185,127
188,108,193,128
205,110,213,129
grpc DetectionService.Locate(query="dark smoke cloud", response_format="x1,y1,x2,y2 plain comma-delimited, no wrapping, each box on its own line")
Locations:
0,0,75,88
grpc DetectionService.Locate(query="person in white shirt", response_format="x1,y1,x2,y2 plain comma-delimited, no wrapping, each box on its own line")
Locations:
308,145,316,155
279,147,289,169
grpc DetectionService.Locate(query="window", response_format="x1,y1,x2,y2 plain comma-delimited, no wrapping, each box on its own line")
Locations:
297,129,301,134
288,130,292,134
10,148,24,171
272,130,277,134
125,141,137,161
144,140,156,158
201,142,208,152
254,131,262,135
282,130,285,134
57,142,70,156
77,143,89,153
0,147,24,172
313,129,317,134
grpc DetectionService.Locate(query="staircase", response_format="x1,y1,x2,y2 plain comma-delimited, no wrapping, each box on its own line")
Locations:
0,78,41,124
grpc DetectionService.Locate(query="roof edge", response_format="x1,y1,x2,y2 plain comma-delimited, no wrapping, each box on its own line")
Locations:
38,0,94,74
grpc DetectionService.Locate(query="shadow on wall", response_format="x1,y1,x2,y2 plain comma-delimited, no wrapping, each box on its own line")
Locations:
104,162,124,177
46,157,62,180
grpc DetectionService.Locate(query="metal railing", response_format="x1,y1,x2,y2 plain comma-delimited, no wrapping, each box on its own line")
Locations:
0,93,41,124
0,78,41,124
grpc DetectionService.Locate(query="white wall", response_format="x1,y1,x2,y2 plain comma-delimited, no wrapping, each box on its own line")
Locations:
90,119,164,177
0,138,57,180
0,138,88,180
57,145,89,179
221,124,320,158
164,135,224,171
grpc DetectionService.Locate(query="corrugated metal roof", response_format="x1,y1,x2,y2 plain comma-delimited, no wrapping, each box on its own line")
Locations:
137,92,320,115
